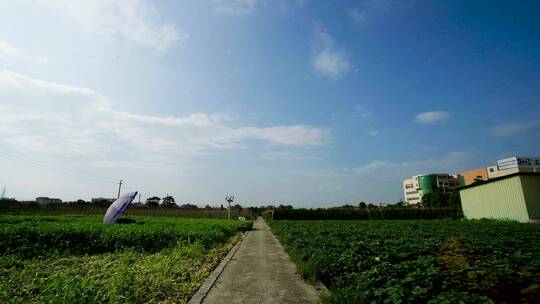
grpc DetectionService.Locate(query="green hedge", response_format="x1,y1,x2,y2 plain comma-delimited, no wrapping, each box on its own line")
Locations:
273,207,461,220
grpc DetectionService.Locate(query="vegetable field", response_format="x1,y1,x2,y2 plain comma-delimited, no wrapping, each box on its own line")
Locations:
0,215,251,303
270,219,540,303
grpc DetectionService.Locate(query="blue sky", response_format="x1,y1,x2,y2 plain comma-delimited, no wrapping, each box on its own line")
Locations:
0,0,539,206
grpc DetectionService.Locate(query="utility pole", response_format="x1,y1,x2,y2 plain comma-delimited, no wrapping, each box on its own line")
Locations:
117,179,123,199
225,195,234,220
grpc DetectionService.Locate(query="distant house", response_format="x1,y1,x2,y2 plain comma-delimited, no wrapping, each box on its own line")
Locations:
36,197,62,204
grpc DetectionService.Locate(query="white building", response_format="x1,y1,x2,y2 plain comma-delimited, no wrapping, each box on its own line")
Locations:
402,174,461,205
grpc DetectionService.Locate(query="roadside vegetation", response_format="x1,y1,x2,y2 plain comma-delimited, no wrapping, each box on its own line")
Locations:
0,197,253,219
0,215,251,303
270,219,540,303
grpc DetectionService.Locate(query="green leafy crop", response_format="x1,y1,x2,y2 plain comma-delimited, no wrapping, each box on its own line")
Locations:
270,219,540,303
0,215,251,303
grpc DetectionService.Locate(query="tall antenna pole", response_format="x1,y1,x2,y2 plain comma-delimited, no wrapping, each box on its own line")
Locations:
117,180,123,199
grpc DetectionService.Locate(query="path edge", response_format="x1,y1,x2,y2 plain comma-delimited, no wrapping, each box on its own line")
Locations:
188,231,247,304
265,218,329,299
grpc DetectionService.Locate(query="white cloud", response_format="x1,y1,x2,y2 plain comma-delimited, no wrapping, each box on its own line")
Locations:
363,128,379,136
348,8,369,25
352,151,473,178
312,25,351,79
354,105,372,118
313,49,350,79
211,0,304,15
240,125,328,146
212,0,260,14
0,69,103,98
348,0,393,25
0,40,48,64
39,0,185,50
0,70,328,162
414,111,450,124
490,121,540,137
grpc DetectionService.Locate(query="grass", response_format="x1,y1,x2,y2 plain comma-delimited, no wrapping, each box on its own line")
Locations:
269,219,540,303
0,214,251,303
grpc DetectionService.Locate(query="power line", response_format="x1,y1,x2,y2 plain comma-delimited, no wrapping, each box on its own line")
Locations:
0,148,117,184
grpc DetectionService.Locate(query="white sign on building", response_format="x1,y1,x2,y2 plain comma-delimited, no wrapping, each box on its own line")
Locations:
497,156,540,170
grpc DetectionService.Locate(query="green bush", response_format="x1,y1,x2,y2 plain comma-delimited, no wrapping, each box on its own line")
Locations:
0,215,252,303
0,215,251,258
270,219,540,303
273,207,461,220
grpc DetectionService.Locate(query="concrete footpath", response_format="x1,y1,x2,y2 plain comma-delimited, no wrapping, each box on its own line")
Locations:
201,217,319,304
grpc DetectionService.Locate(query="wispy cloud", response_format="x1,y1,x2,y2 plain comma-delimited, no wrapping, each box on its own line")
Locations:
313,49,350,79
348,8,369,25
414,111,450,124
348,0,393,26
354,105,372,118
0,70,329,162
363,129,379,136
352,151,473,178
490,121,540,137
0,40,48,64
212,0,260,15
312,25,351,79
40,0,185,51
211,0,305,15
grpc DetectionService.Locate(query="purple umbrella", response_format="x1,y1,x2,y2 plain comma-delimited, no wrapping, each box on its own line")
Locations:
103,191,138,224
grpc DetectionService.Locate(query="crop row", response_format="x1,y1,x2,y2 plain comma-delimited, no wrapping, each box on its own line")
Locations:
273,208,461,220
270,219,540,303
0,215,251,258
0,214,251,303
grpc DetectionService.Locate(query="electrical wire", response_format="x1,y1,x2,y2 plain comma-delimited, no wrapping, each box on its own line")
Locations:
0,148,118,184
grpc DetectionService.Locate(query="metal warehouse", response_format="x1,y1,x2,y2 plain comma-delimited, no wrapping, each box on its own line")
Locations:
459,173,540,223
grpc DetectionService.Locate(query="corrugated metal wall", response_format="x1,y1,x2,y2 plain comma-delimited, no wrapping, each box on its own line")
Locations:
521,175,540,220
460,175,529,222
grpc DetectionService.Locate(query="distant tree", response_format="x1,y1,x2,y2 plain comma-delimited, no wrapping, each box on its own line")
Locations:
233,204,242,211
448,191,461,208
278,204,293,210
220,204,225,210
0,198,18,208
162,195,176,208
131,202,144,208
422,191,460,208
91,198,114,207
342,204,355,210
68,199,88,208
146,196,160,207
248,206,261,217
359,202,367,209
422,193,437,207
179,203,198,209
204,204,212,209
